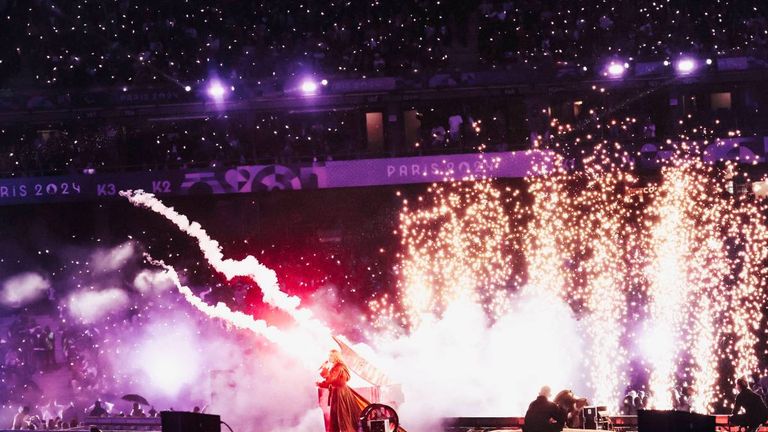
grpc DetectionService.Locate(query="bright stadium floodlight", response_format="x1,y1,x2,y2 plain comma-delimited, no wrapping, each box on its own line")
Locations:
301,79,319,95
675,57,697,75
207,80,227,100
605,62,626,78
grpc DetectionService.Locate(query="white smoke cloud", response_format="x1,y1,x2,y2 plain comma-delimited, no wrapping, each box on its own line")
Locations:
202,340,319,432
130,320,203,397
352,292,587,431
105,308,321,432
67,288,130,323
0,272,51,308
272,408,325,432
133,269,174,295
91,241,137,273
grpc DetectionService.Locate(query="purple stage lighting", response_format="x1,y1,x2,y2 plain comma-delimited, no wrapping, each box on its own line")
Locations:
605,62,626,78
207,80,227,100
301,79,319,95
675,58,697,75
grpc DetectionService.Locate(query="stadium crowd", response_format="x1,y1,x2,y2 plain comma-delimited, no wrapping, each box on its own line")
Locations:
0,1,766,88
0,0,765,175
0,90,754,177
0,104,523,176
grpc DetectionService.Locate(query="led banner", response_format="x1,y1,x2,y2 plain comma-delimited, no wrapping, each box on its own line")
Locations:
318,150,555,188
0,151,555,206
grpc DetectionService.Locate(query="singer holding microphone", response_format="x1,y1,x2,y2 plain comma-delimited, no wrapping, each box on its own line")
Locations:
317,349,363,432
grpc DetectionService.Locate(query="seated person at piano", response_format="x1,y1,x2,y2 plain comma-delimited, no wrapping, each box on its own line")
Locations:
553,389,588,428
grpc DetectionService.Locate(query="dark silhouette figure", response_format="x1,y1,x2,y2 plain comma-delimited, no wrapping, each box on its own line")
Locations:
732,377,768,432
524,386,566,432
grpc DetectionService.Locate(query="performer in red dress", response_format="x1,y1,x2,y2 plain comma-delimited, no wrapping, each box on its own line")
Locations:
318,350,364,432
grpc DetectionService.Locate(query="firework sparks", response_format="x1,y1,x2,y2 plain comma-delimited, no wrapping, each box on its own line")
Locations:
521,145,632,411
642,159,729,410
724,186,768,383
380,143,767,412
372,176,513,332
639,155,768,411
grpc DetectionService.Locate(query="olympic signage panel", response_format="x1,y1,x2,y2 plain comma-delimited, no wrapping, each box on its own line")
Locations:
0,150,557,206
317,150,557,188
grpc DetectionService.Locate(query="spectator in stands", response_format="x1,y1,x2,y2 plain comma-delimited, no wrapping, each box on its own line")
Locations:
431,125,447,148
523,386,566,432
62,403,78,426
130,402,146,418
89,400,108,417
26,414,43,430
43,326,55,370
749,372,767,403
732,377,768,432
11,406,30,430
622,391,638,415
633,390,649,410
643,117,656,139
756,374,768,405
448,113,463,144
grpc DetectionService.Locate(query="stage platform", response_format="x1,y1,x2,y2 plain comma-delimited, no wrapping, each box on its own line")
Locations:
0,416,161,432
2,413,768,432
442,415,768,432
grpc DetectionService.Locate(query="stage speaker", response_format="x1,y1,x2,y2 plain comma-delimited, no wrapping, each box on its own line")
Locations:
638,410,715,432
161,411,221,432
583,406,607,429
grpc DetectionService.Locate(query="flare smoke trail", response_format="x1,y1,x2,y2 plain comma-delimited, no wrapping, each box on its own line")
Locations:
120,190,335,364
146,256,329,365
